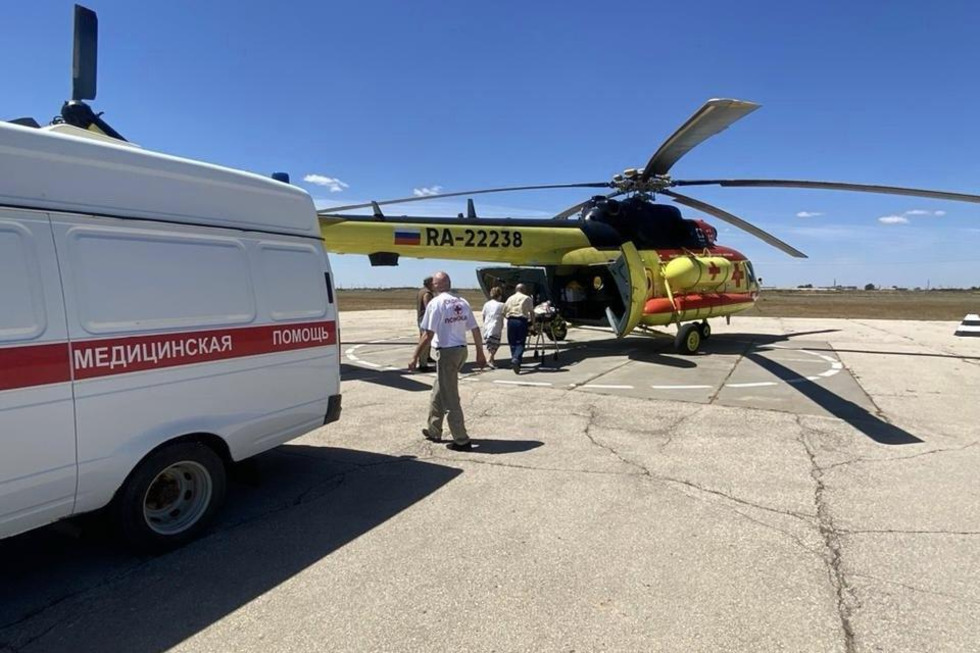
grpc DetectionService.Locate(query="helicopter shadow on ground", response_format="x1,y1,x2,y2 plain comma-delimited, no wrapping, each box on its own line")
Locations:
519,328,844,373
745,352,922,445
519,336,700,372
0,446,462,653
340,362,433,392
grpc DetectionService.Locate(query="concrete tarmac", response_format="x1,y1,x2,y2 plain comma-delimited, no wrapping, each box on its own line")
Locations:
1,311,978,652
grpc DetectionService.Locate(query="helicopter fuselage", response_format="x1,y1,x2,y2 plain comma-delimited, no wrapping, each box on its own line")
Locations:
319,195,760,337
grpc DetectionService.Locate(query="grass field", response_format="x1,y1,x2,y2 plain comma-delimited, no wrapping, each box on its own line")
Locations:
337,288,979,320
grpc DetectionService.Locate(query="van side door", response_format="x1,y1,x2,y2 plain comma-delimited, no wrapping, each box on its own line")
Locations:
0,209,77,539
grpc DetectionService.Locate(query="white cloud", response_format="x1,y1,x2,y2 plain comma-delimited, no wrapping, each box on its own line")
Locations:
788,226,860,240
303,174,349,193
413,185,443,197
904,209,946,217
878,215,909,225
795,211,823,218
934,210,946,216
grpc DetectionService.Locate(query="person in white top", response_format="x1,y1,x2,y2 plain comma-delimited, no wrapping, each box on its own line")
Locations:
409,271,486,450
480,286,505,368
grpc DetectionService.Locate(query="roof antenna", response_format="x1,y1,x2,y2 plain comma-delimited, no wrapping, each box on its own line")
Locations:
58,4,126,141
467,198,477,219
371,201,385,220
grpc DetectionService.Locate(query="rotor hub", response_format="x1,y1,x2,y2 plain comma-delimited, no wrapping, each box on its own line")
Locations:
611,171,672,193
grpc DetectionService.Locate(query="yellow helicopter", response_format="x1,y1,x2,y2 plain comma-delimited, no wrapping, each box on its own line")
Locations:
318,99,980,354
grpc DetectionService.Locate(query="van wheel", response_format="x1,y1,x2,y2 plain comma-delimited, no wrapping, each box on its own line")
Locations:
675,323,702,355
114,442,226,552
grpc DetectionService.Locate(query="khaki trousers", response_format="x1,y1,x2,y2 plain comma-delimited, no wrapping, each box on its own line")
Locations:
428,346,469,443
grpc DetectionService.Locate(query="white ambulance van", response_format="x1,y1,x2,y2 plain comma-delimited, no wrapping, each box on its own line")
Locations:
0,120,341,549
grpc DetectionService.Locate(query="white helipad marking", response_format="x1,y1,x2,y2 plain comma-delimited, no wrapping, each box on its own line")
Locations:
582,384,635,390
342,334,848,396
651,384,713,390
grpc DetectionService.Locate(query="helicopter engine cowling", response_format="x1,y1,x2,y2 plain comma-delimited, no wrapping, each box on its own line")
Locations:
663,255,734,291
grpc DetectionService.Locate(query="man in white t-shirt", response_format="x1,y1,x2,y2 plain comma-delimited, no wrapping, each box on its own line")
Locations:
409,271,487,450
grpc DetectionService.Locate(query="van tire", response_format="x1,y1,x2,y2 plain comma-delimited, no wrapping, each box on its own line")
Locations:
114,441,227,552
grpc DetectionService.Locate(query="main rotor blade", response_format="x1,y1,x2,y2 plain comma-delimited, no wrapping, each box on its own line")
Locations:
672,179,980,204
317,182,611,214
661,189,807,259
642,99,760,179
551,190,625,220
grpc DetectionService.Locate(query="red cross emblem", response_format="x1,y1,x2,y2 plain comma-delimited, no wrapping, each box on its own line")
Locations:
732,263,745,287
707,262,721,280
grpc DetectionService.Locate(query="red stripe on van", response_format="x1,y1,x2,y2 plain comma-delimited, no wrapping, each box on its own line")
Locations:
0,342,71,391
71,319,337,380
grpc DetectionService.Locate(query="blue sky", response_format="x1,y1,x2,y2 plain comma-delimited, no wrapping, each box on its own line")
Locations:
4,0,980,288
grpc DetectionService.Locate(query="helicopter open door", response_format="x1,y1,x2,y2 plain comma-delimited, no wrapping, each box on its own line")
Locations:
605,242,647,338
476,267,550,301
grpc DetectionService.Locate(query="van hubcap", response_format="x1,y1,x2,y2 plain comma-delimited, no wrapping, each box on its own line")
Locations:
143,461,212,535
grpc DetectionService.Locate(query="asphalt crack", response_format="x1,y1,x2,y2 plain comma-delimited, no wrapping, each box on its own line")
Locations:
797,415,857,653
823,440,979,471
707,339,753,404
841,528,980,537
581,404,651,477
654,406,703,451
654,473,815,523
570,401,822,559
578,401,816,524
849,572,980,607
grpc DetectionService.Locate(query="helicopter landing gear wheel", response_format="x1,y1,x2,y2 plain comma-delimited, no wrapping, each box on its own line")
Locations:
699,321,711,341
675,323,702,355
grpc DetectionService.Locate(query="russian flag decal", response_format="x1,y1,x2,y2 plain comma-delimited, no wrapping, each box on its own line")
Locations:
394,228,421,245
